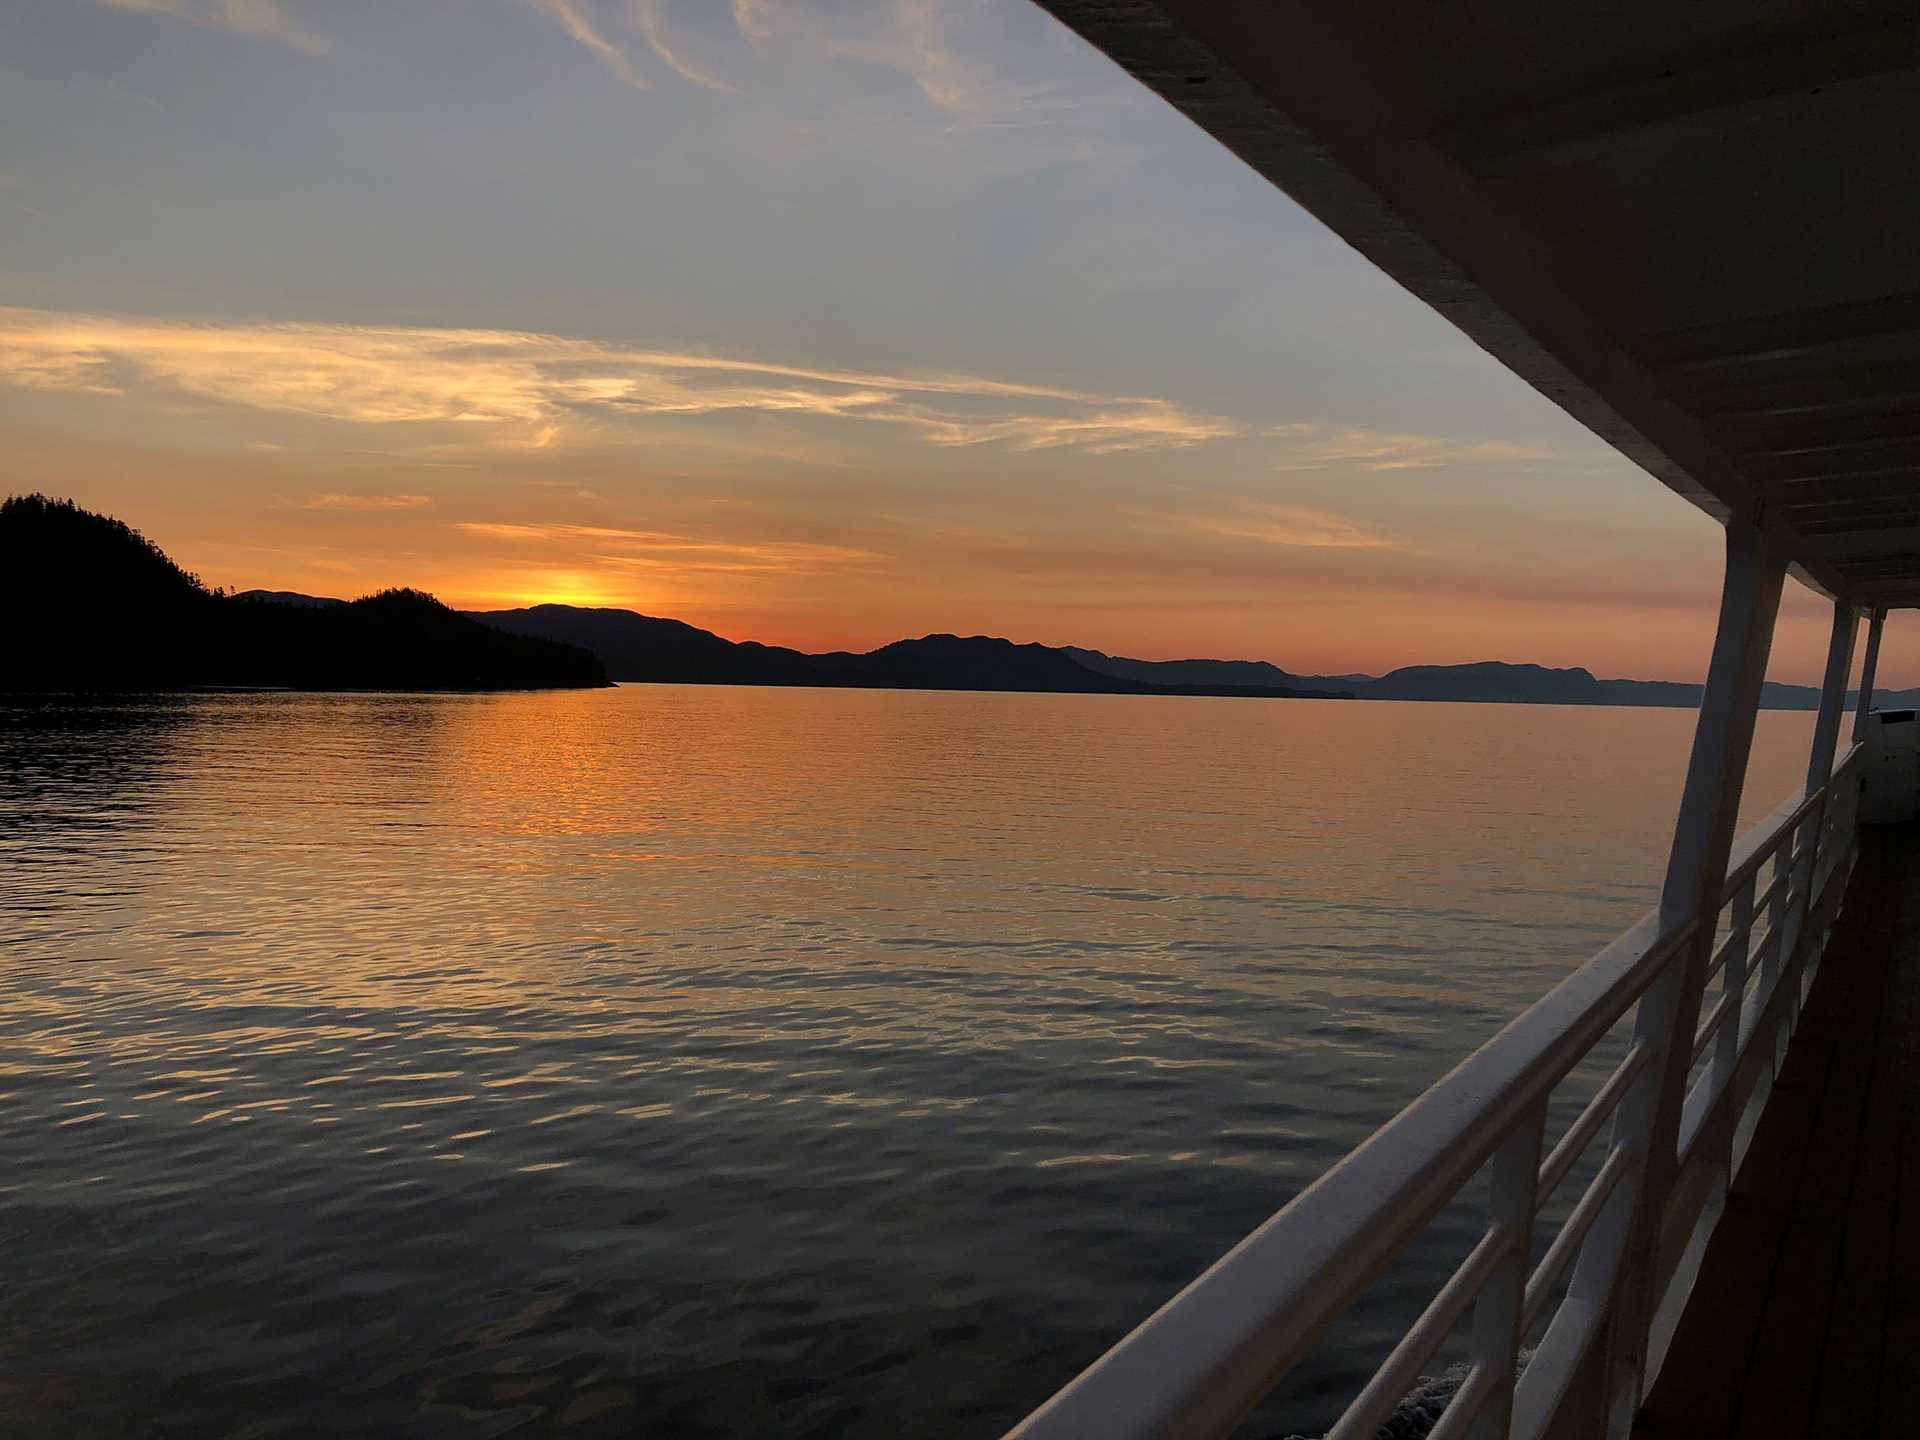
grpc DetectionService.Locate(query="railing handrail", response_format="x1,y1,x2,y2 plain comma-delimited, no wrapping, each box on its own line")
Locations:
1008,748,1866,1440
1720,786,1817,899
1720,742,1863,900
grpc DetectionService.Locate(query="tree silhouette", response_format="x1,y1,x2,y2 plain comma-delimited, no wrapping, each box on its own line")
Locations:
2,495,607,693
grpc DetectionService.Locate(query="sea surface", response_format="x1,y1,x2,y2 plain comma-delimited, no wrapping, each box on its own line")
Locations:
0,686,1819,1439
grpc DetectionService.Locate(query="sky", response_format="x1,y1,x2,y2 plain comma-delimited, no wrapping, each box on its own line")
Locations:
0,0,1907,686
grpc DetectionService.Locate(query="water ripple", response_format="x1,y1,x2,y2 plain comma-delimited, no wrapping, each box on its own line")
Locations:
0,689,1814,1438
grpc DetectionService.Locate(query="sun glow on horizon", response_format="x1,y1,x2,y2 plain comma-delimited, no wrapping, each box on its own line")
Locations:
450,573,643,613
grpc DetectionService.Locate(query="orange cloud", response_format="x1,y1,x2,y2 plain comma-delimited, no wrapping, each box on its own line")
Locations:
452,520,877,575
1265,423,1549,472
0,305,1236,455
1167,502,1408,551
286,492,433,511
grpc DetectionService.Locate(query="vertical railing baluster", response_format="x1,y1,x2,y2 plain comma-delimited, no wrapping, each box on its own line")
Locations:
1795,806,1826,1029
1796,812,1822,1025
1770,838,1796,1075
1468,1096,1546,1440
1781,810,1817,1010
1763,843,1788,994
1713,870,1754,1174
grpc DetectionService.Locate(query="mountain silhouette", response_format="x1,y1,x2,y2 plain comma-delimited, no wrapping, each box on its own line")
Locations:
19,496,1909,709
1061,646,1307,690
1360,661,1603,703
476,606,1345,698
468,604,1917,711
476,605,820,685
232,589,343,609
3,495,607,692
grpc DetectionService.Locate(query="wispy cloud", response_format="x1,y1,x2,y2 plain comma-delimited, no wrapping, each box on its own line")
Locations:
1166,502,1408,551
532,0,648,87
904,400,1239,453
453,520,876,575
528,0,1084,122
285,492,432,511
730,0,1074,121
94,0,330,55
630,0,738,92
729,0,975,111
531,0,735,93
0,338,121,395
1266,423,1548,473
0,305,1236,455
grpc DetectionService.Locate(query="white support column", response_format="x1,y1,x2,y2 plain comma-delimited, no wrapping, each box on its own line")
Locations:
1776,604,1860,1016
1657,523,1788,926
1807,603,1860,790
1852,607,1886,743
1600,519,1786,1438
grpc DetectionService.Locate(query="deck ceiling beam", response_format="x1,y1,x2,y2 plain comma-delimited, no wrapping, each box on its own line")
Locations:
1754,445,1920,485
1798,520,1920,547
1441,22,1920,179
1772,474,1920,512
1788,512,1920,536
1710,412,1920,459
1680,369,1920,423
1632,294,1920,376
1850,582,1920,606
1820,552,1920,579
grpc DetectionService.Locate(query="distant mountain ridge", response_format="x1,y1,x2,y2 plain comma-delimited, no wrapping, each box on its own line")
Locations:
456,602,1916,711
31,494,1897,708
190,590,1919,712
473,606,1347,699
1344,663,1917,711
233,589,343,609
1061,646,1307,691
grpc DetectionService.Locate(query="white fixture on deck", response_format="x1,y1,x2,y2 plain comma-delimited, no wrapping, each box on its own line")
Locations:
1859,709,1919,825
1012,3,1920,1437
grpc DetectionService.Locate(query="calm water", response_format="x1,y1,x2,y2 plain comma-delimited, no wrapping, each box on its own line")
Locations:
0,687,1816,1439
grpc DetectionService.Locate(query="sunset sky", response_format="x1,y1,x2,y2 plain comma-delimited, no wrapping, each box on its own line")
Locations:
1,0,1906,685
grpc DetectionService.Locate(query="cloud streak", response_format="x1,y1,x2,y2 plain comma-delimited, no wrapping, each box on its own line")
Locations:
531,0,736,94
528,0,1085,122
0,305,1237,455
532,0,649,87
452,520,877,576
730,0,1084,122
94,0,330,55
1165,503,1408,551
1265,423,1548,473
286,492,433,511
630,0,738,92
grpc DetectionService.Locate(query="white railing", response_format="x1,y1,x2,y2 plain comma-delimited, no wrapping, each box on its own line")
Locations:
1007,742,1867,1440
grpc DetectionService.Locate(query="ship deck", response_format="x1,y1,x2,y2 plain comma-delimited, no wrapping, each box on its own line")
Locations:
1634,818,1920,1440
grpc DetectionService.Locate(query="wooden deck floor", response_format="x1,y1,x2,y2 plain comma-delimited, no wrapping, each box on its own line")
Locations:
1633,820,1920,1440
